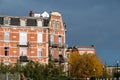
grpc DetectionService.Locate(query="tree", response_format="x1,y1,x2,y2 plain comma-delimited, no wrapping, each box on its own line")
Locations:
69,52,103,78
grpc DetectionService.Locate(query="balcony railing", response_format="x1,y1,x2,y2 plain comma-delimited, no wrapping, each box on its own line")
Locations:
49,42,66,48
17,42,30,47
19,56,29,62
49,54,65,63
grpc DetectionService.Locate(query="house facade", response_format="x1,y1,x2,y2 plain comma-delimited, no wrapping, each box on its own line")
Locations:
66,45,95,55
76,45,95,55
0,11,66,65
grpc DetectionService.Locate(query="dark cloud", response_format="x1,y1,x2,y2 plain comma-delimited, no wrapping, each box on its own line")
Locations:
0,0,120,65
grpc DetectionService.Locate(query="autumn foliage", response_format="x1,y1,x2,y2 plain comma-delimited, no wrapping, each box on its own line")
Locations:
69,52,103,78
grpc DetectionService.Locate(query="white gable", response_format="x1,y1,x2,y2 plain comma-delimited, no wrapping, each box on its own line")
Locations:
51,11,61,16
41,11,49,18
34,13,41,17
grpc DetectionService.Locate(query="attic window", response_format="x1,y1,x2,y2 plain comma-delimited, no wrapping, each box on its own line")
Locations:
56,21,60,29
43,19,49,26
0,17,4,25
10,18,20,26
27,19,37,26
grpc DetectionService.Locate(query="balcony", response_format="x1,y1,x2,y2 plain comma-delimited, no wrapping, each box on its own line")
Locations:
49,42,66,48
49,54,65,63
49,42,59,48
58,43,66,48
17,42,30,47
19,56,29,62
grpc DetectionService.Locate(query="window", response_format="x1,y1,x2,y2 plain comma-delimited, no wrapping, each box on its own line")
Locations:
27,19,37,26
4,20,9,25
4,17,9,25
52,20,55,28
4,47,9,56
4,61,9,65
37,20,42,27
50,34,54,44
56,21,60,29
59,49,62,55
43,19,49,26
20,47,27,56
4,31,9,42
10,18,20,26
37,33,43,43
50,49,54,57
58,35,62,44
38,48,42,57
19,32,27,45
0,17,4,25
20,20,26,26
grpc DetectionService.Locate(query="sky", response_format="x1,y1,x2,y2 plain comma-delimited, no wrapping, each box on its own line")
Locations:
0,0,120,66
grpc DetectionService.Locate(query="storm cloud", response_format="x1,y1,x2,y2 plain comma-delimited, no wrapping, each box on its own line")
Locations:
0,0,120,65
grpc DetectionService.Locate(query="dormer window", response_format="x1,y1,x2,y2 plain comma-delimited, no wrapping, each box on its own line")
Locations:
52,20,55,28
10,18,20,26
27,19,37,26
56,21,60,29
0,17,4,25
43,19,49,26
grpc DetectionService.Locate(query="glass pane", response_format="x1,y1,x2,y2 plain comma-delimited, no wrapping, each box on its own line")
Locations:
10,18,20,26
0,17,4,25
4,31,9,41
38,48,42,57
27,19,37,26
37,33,42,43
38,21,42,27
20,20,25,26
19,32,27,45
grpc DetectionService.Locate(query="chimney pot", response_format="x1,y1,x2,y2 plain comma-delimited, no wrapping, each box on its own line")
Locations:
29,11,34,17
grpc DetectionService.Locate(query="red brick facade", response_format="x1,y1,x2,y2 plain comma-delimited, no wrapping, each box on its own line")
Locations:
0,11,66,65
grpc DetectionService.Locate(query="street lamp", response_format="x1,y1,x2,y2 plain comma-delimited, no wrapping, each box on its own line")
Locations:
116,60,119,79
66,50,70,78
103,65,105,79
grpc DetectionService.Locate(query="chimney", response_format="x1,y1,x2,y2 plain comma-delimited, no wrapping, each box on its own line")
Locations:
91,45,94,47
29,11,34,17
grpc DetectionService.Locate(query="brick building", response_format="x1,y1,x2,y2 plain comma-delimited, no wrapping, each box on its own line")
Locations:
66,45,95,55
0,11,66,65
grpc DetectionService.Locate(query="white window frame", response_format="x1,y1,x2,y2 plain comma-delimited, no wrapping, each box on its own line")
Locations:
59,50,62,55
37,20,42,27
20,19,26,26
19,32,27,45
52,20,56,28
50,49,54,57
37,33,43,43
58,35,62,44
4,60,10,65
4,31,10,42
4,17,10,26
56,21,60,29
38,47,42,57
50,34,54,44
20,47,27,56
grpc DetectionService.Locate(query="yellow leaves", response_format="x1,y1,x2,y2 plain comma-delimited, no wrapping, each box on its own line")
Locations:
69,52,103,78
